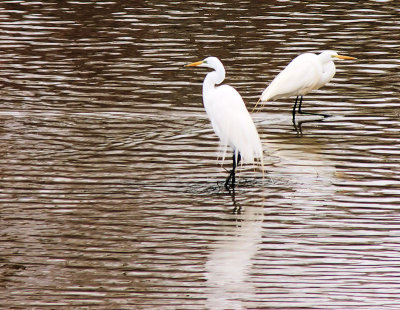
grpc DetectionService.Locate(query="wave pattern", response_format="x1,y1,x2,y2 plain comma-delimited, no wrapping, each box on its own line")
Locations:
1,0,400,309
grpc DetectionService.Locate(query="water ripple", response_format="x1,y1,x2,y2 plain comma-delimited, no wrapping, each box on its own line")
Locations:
1,0,400,309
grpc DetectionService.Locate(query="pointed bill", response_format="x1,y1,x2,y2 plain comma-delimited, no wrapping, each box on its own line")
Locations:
185,61,203,67
335,54,357,60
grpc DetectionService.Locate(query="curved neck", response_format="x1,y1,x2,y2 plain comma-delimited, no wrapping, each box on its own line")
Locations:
319,60,335,87
203,64,225,95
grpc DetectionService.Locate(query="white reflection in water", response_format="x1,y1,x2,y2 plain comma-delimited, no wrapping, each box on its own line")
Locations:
204,116,339,309
273,145,337,198
205,203,264,310
258,114,338,200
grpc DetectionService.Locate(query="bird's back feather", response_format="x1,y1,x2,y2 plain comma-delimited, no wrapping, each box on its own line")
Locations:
260,53,322,101
204,84,263,164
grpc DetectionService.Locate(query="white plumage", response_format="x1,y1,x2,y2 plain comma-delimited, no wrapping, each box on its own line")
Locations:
257,50,356,116
186,56,263,189
204,84,263,163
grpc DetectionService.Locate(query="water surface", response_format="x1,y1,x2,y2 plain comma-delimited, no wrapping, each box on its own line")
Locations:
1,1,400,309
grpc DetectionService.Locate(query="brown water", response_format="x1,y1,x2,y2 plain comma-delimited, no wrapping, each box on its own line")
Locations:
1,1,400,309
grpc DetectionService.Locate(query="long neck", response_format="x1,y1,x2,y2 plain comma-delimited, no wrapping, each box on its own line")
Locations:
318,59,336,88
202,64,225,97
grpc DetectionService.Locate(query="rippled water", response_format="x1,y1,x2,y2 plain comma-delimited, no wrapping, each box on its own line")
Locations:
1,1,400,309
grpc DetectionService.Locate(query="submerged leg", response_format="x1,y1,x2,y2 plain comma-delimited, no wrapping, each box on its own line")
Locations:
224,152,241,190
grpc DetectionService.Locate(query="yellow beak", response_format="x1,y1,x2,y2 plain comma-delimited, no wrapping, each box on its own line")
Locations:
335,54,357,60
186,60,203,67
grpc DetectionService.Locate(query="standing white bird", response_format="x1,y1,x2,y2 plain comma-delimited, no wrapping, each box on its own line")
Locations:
186,57,263,190
255,50,356,119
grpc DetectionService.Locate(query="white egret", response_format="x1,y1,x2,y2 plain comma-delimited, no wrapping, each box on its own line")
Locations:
186,57,263,190
256,50,356,118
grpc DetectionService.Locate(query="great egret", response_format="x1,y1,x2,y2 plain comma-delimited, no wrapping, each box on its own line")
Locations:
255,50,356,118
186,57,263,190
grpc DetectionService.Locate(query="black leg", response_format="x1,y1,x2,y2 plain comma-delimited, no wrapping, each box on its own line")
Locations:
296,96,330,118
292,117,302,136
224,152,241,190
224,154,234,190
292,96,299,120
297,96,304,113
232,153,241,188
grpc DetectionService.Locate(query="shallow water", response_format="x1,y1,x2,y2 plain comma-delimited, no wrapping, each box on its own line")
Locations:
1,1,400,309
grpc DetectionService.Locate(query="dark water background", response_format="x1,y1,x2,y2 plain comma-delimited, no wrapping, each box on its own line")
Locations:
1,1,400,309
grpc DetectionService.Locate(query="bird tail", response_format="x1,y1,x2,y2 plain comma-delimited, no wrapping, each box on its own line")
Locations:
253,86,274,112
252,89,271,112
252,97,263,113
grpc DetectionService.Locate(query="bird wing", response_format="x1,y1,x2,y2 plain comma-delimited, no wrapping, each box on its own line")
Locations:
260,53,322,101
207,85,263,163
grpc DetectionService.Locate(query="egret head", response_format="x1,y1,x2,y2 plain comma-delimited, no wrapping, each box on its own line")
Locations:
186,57,223,70
320,50,356,62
